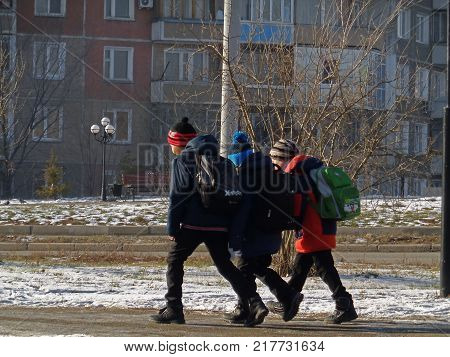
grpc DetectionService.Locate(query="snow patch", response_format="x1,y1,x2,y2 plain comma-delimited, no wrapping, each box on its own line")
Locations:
0,262,448,320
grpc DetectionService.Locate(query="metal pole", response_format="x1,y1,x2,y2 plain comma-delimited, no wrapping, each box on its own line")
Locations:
220,0,240,157
101,134,107,202
441,0,450,298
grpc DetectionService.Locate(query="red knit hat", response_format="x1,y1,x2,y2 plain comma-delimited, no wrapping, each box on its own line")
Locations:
167,117,197,147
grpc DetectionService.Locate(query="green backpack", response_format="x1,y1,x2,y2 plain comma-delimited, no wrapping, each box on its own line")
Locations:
308,166,361,221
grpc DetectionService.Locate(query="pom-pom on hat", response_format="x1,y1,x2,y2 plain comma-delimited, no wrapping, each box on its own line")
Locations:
167,117,197,147
232,131,249,144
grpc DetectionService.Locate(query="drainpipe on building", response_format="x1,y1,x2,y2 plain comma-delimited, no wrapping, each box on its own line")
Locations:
220,0,240,157
441,1,450,298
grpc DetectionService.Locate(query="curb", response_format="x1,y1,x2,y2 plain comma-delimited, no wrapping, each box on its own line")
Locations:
0,225,442,237
0,242,440,253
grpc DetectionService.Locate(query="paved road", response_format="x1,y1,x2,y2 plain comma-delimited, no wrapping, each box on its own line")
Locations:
0,307,448,337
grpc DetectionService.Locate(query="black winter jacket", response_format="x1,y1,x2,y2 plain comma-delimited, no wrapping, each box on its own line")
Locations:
167,135,232,237
229,152,282,257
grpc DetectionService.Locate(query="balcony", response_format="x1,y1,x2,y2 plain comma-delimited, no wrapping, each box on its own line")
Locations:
151,80,220,104
433,0,448,10
151,19,223,42
241,22,293,44
152,18,294,44
430,97,446,118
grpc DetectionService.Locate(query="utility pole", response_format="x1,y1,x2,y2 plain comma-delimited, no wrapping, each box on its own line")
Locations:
441,0,450,298
220,0,240,157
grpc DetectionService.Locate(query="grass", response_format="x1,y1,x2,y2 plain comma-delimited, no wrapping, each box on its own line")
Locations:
0,254,215,268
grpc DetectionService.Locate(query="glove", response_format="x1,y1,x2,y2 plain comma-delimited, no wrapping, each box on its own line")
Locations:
228,247,242,258
295,229,303,239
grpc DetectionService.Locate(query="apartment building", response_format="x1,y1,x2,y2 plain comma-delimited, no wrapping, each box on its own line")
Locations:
0,0,447,198
150,0,447,197
1,0,154,197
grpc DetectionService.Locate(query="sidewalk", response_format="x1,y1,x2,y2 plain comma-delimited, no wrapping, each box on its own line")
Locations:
0,307,448,337
0,224,441,237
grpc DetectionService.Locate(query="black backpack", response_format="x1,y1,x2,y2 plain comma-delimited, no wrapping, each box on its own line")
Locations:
195,154,242,213
251,164,305,232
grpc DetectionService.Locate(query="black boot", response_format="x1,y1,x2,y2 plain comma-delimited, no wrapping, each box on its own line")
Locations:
326,297,358,324
150,306,185,324
266,293,303,321
245,296,269,327
282,292,303,322
224,301,249,324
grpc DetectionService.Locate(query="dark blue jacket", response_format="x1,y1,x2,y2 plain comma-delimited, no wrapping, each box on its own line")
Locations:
230,152,282,258
167,135,231,237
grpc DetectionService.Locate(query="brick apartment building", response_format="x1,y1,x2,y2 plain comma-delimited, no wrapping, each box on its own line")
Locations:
0,0,448,198
1,0,156,197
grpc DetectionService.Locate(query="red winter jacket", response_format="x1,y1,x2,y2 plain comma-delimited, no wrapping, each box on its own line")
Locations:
285,155,337,253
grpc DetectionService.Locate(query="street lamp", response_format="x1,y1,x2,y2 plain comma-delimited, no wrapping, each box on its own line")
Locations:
90,117,116,201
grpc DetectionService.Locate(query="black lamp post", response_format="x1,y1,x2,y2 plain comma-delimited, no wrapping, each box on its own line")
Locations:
90,117,116,202
441,1,450,298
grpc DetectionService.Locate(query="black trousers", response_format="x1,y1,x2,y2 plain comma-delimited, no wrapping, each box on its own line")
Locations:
236,254,296,305
288,250,352,303
165,228,257,308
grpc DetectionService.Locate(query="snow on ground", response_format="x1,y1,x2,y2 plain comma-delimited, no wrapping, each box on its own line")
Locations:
0,197,442,227
0,197,168,226
0,261,448,320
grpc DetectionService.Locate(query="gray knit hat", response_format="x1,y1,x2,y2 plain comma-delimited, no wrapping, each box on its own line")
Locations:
269,139,299,160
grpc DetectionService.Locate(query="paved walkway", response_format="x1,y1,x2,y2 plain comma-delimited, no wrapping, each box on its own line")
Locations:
0,307,448,337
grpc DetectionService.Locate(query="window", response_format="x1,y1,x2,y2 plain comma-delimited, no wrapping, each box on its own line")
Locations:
352,0,367,27
33,106,63,142
33,42,66,80
242,0,251,20
370,53,386,109
397,62,410,97
412,122,428,155
415,67,429,101
104,47,133,81
431,71,446,99
409,178,427,196
397,9,410,39
245,0,292,23
395,121,410,154
0,36,10,72
321,59,337,84
164,50,208,81
206,110,220,136
105,0,134,20
0,0,12,9
433,11,447,43
35,0,66,17
103,109,132,143
416,13,429,44
163,0,213,20
321,1,340,27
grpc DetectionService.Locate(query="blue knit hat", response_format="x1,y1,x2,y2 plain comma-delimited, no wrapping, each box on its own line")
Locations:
228,131,253,166
232,131,249,144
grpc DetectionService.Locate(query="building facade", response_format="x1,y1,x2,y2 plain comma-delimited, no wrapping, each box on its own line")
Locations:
0,0,447,198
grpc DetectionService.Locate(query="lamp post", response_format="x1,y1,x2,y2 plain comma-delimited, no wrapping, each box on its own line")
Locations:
90,117,116,202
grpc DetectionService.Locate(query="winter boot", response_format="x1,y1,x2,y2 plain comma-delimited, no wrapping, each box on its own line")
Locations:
266,300,284,316
282,292,304,322
326,297,358,324
245,296,269,327
223,301,249,324
150,306,185,324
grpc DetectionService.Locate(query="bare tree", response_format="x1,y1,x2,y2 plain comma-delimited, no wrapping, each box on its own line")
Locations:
0,31,83,198
158,0,437,274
